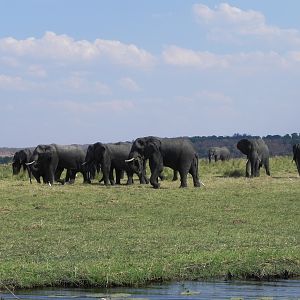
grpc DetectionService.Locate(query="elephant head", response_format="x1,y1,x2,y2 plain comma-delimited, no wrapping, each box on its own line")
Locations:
236,139,254,157
84,142,106,165
129,137,161,159
12,150,27,175
208,147,216,163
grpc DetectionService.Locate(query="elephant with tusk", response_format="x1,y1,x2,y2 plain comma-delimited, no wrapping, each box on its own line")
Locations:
126,136,201,189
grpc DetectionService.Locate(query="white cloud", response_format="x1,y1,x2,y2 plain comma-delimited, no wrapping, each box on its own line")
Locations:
162,45,229,68
63,75,111,95
0,74,35,90
193,3,300,45
0,31,156,68
27,65,47,78
162,45,298,70
118,77,141,92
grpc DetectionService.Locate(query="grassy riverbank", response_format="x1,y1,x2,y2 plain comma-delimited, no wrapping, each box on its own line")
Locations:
0,157,299,289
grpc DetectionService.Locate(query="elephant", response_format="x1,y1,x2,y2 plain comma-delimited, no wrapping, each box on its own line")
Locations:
208,147,230,163
237,138,270,177
82,145,101,183
292,144,300,175
126,136,201,188
12,148,33,175
26,144,88,185
83,142,147,186
12,148,37,183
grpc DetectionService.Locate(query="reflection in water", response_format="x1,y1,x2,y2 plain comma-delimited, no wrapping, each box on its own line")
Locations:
0,280,299,299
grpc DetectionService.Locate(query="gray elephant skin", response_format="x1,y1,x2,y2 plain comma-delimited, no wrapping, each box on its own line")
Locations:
292,144,300,175
27,144,88,185
237,138,270,177
127,136,201,188
12,148,33,175
208,147,230,163
84,142,147,186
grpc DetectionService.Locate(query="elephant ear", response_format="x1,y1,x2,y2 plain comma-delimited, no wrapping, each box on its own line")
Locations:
145,137,161,156
134,138,145,150
94,143,106,158
41,150,53,161
237,139,252,155
18,150,27,164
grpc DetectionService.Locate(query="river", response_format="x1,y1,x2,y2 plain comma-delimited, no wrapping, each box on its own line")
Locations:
1,280,299,299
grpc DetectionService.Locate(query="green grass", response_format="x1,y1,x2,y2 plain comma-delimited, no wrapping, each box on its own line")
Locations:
0,157,299,289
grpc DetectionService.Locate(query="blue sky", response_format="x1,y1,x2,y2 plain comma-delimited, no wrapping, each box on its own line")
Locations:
1,1,299,147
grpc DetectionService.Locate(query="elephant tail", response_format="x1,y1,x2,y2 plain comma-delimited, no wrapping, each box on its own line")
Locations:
193,153,199,176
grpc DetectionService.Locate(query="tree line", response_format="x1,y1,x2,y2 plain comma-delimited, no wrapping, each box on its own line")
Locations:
187,133,300,158
0,133,299,164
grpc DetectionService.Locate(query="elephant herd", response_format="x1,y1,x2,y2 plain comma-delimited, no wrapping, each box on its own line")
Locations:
11,136,300,188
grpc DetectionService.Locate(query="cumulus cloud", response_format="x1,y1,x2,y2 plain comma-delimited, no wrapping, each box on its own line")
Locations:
118,77,141,92
193,3,300,45
0,31,156,68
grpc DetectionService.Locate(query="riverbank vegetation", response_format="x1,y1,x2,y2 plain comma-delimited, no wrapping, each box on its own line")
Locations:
0,157,299,289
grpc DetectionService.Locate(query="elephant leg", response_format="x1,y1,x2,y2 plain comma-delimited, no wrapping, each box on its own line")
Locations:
264,159,271,176
109,168,115,185
246,160,251,177
68,170,76,184
82,172,90,184
179,170,188,188
189,159,200,187
141,170,149,184
115,169,122,185
141,160,149,184
159,172,165,181
149,159,161,189
55,167,65,184
126,171,134,185
100,165,111,186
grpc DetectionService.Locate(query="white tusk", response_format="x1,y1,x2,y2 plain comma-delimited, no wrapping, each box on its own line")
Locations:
200,181,206,187
82,162,87,166
48,182,52,186
25,161,36,166
125,157,135,162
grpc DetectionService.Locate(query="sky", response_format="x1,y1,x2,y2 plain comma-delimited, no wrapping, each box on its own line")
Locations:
1,0,300,147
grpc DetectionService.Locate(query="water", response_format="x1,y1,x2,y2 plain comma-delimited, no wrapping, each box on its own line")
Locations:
1,280,299,299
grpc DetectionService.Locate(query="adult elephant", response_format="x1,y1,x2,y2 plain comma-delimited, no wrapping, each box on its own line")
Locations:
292,143,300,175
84,142,147,186
126,136,201,188
237,138,270,177
26,144,88,185
208,147,230,163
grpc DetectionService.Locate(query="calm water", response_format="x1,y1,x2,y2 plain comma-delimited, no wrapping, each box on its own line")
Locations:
1,280,299,299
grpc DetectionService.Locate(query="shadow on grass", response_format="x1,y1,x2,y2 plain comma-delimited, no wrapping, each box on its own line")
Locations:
272,176,299,180
220,170,245,178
